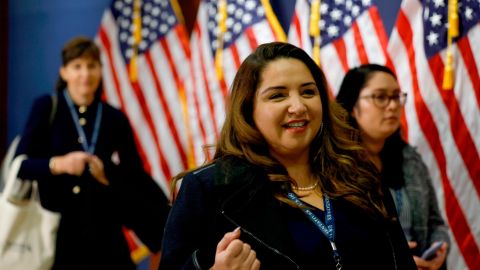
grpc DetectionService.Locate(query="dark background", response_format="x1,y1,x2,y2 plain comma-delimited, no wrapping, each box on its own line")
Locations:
1,0,402,157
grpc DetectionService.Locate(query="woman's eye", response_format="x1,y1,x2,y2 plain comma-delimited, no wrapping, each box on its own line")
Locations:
374,94,388,102
302,89,317,96
268,93,284,100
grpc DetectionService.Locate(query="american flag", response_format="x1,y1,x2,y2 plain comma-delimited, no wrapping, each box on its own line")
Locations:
287,0,391,95
187,0,286,165
95,0,191,194
388,0,480,269
95,0,191,263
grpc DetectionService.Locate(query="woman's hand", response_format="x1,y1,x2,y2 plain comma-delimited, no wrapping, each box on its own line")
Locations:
50,151,90,176
50,152,109,186
211,228,260,270
413,242,448,270
87,155,109,186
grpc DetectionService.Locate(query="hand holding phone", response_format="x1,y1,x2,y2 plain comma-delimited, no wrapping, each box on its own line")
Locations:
421,241,445,260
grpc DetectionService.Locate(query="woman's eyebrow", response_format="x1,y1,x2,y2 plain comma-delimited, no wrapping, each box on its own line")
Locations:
260,82,317,94
258,86,286,95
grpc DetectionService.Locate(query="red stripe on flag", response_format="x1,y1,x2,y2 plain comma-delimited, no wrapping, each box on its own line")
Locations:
396,10,480,269
155,38,188,169
195,22,220,141
129,80,172,180
351,22,368,64
332,38,349,72
176,26,191,59
98,26,152,174
428,55,480,193
457,37,480,108
245,28,259,53
230,44,242,70
368,7,394,70
98,27,125,110
292,13,303,48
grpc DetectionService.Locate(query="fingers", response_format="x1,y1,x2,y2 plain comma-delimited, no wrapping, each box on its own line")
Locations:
244,248,260,269
216,227,241,253
213,228,260,270
412,256,429,269
57,151,90,176
251,259,261,270
54,152,109,185
87,155,109,186
407,241,417,249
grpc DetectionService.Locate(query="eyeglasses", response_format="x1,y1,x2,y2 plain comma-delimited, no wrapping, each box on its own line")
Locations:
359,92,407,108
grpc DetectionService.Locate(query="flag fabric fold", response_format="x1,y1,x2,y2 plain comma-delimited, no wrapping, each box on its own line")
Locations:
96,0,191,195
288,0,391,95
388,0,480,269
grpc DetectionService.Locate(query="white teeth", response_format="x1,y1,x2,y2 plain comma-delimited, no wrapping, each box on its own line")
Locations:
286,122,306,127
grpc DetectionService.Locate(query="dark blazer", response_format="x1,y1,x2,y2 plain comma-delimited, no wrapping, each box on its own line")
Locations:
160,156,416,270
15,93,169,270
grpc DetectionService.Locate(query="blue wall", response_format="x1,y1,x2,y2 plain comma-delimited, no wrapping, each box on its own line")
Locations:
6,0,401,143
7,0,110,143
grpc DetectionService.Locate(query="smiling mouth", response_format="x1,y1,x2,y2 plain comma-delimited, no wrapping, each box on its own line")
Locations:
283,121,308,128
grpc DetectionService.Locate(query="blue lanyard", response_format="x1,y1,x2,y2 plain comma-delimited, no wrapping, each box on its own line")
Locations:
64,90,103,154
394,189,403,215
287,192,342,270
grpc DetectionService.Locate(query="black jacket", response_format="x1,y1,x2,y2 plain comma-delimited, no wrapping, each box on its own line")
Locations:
16,93,170,270
160,156,416,270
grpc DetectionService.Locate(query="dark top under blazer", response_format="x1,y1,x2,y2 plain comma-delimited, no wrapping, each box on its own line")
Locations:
15,93,169,270
160,156,416,270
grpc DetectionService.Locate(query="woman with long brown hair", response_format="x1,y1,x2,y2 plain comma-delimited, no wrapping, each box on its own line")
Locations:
160,42,415,270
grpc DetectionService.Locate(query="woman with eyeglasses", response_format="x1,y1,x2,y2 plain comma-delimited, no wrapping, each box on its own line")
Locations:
336,64,450,270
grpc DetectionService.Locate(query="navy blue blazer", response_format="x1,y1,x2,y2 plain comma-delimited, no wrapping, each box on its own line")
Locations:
160,156,416,270
16,92,169,270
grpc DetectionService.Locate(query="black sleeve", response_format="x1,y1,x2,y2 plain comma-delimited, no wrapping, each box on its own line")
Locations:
160,170,216,270
15,95,55,180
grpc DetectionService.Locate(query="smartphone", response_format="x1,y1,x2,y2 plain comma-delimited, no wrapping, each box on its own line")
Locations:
421,241,444,260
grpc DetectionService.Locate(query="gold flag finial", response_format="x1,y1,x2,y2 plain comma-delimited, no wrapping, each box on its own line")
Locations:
448,0,459,38
129,0,142,82
309,0,321,65
215,0,228,81
442,50,454,89
443,0,459,90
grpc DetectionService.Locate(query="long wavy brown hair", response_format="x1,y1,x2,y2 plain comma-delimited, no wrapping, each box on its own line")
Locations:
173,42,388,219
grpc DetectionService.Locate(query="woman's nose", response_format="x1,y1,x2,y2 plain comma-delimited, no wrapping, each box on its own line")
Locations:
79,67,89,77
288,97,307,115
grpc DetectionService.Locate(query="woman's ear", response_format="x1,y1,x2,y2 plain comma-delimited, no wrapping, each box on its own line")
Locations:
59,66,66,80
351,106,359,120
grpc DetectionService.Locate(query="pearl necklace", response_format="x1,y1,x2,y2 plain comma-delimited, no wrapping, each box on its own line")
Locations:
291,181,319,191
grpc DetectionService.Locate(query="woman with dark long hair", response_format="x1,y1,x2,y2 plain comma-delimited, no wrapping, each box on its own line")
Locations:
336,63,450,269
160,43,415,270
